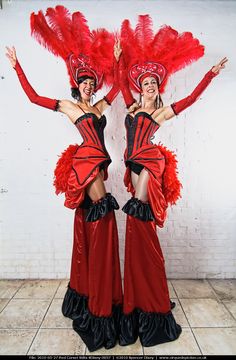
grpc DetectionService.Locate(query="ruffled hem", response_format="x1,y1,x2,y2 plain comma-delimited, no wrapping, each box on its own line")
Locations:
62,284,122,352
86,193,119,222
119,307,182,347
122,197,154,221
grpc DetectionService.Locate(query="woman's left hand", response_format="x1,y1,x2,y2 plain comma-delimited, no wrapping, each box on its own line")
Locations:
114,39,122,62
212,57,228,74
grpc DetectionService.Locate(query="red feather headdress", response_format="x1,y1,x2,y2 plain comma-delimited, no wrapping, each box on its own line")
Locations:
120,15,205,93
30,5,115,91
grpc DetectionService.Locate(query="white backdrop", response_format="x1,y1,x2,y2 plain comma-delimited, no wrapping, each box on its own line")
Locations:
0,0,236,279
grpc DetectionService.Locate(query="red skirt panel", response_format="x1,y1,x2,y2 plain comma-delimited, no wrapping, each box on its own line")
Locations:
54,144,111,210
124,144,167,227
124,144,182,227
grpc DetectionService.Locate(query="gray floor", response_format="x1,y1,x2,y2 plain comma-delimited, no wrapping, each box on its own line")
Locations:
0,279,236,355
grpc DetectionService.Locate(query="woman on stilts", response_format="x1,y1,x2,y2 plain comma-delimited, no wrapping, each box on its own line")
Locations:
117,15,227,347
6,6,123,352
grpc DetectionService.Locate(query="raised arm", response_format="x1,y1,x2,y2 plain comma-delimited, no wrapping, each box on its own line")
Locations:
94,41,122,114
155,57,228,124
6,46,59,111
119,53,139,112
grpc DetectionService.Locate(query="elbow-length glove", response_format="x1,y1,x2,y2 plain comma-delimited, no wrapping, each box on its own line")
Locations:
14,60,59,111
171,69,218,115
118,55,136,108
103,59,120,105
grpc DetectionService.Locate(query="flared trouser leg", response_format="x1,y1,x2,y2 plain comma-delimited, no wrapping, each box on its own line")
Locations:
120,200,182,347
62,194,123,352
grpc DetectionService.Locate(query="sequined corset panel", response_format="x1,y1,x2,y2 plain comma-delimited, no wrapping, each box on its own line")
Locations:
74,113,108,154
125,112,160,159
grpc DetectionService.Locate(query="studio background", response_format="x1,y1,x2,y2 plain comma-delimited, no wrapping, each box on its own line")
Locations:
0,0,235,279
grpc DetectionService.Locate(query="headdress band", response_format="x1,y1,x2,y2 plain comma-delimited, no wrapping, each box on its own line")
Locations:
67,54,103,91
129,62,167,93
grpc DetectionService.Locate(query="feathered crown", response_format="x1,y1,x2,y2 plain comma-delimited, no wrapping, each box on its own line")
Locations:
120,15,205,93
30,5,115,91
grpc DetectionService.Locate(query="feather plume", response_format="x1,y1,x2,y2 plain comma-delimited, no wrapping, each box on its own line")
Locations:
46,6,72,46
134,15,154,61
31,6,115,88
119,16,205,93
120,19,139,75
30,11,67,59
72,11,91,56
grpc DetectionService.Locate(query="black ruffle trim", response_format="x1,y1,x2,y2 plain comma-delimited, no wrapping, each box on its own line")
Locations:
54,99,60,112
119,307,182,347
62,285,180,350
122,197,154,221
62,283,122,352
86,193,119,222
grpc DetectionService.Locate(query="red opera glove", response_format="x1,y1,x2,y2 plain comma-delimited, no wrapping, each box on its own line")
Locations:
103,59,120,105
103,85,119,105
14,60,59,111
171,69,218,115
119,56,136,108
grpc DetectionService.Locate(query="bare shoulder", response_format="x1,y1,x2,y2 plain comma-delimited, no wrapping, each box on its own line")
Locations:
59,99,77,111
163,105,175,120
94,98,108,114
152,105,175,125
56,99,84,123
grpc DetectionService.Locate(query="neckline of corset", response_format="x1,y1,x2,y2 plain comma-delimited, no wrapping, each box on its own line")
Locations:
126,111,160,127
74,113,106,125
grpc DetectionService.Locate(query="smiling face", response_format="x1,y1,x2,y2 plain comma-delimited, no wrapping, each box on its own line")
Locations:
78,77,96,101
140,76,159,101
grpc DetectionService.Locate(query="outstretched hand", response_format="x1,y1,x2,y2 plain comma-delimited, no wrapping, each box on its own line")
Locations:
212,57,228,74
5,46,17,67
114,39,122,62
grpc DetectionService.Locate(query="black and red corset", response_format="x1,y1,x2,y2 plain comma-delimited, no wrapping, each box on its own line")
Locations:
75,113,108,152
125,112,160,159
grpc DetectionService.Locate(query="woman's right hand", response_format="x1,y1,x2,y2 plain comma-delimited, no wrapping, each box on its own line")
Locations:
5,46,17,67
114,39,122,62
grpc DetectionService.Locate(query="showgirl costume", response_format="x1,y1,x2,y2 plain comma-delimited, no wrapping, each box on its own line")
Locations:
14,6,123,351
118,16,217,347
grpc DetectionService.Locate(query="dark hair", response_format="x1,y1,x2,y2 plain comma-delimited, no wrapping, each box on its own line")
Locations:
156,93,163,109
71,75,96,101
156,77,163,108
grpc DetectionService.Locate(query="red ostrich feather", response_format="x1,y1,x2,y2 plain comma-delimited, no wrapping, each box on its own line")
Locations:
134,14,154,62
157,144,182,205
121,19,139,67
53,144,79,195
90,28,115,86
120,15,205,93
71,11,92,56
30,10,68,59
45,6,72,47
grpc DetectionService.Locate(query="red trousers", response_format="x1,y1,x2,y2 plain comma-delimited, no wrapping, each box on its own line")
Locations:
120,212,182,347
70,207,123,316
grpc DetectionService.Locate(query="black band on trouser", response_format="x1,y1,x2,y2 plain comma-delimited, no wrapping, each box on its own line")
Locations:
122,197,154,221
86,193,119,222
119,308,181,347
62,284,122,352
139,310,182,347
